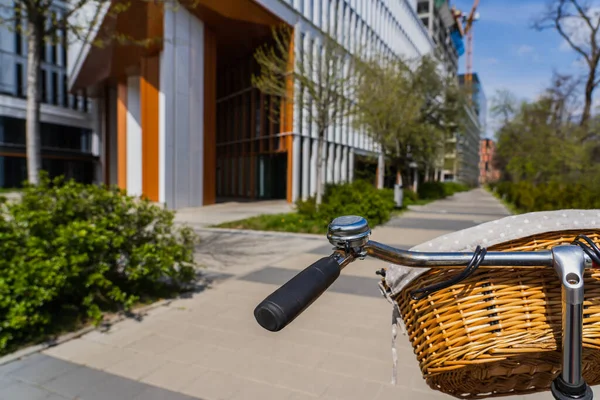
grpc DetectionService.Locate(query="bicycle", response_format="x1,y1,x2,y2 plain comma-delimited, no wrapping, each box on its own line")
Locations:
253,214,600,400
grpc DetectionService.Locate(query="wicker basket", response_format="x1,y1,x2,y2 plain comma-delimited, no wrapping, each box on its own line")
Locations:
389,230,600,399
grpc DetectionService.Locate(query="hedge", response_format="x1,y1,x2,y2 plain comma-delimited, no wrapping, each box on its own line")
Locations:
490,181,600,212
0,175,198,354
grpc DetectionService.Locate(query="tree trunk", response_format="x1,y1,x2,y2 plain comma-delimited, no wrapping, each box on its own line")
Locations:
315,133,325,206
377,150,385,189
581,62,597,127
26,20,43,185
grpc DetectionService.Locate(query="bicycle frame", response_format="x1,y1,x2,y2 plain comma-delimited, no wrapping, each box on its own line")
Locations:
254,215,596,400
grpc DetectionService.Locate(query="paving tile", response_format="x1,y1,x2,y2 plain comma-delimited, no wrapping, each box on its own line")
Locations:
229,378,297,400
320,373,384,399
126,334,183,356
71,342,130,371
77,373,147,400
140,361,205,392
317,353,391,384
0,353,48,376
42,394,70,400
286,392,318,400
103,349,165,381
9,354,78,385
43,365,113,399
0,379,50,400
180,369,241,400
132,385,201,400
162,341,212,365
43,338,111,363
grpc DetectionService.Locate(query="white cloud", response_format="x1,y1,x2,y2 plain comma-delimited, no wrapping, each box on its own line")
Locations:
517,45,534,55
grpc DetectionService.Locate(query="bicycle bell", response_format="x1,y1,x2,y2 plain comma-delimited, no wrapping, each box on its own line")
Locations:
327,215,371,251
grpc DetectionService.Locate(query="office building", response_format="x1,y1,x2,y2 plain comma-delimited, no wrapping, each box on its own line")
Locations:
416,0,458,77
479,138,500,185
67,0,433,209
0,1,96,188
442,72,485,185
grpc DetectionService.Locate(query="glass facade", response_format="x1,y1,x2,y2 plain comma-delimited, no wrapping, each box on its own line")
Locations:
0,116,95,188
215,53,289,200
0,2,96,190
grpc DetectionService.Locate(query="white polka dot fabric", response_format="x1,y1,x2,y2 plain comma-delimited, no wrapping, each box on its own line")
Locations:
383,209,600,297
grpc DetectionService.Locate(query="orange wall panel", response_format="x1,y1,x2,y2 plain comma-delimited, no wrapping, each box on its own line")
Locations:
203,27,217,205
117,81,128,190
141,56,160,202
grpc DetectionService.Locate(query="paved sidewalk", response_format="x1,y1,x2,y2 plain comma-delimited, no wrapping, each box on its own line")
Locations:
3,189,585,400
175,200,293,228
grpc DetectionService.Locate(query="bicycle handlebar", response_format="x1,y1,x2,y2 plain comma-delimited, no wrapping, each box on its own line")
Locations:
254,215,594,333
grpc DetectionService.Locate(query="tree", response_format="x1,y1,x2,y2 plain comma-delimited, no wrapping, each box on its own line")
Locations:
2,0,174,185
533,0,600,126
253,24,356,205
354,54,466,188
495,75,591,184
353,55,423,187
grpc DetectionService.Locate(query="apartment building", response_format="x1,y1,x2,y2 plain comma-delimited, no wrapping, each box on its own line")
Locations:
0,1,97,188
479,138,500,185
442,72,485,186
67,0,433,209
416,0,458,77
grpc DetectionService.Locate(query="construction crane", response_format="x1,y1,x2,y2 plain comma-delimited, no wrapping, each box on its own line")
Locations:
451,0,480,99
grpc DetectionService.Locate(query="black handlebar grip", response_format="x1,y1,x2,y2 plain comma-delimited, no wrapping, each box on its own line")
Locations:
254,255,341,332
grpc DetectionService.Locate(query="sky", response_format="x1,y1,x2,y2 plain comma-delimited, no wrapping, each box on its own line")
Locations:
451,0,585,135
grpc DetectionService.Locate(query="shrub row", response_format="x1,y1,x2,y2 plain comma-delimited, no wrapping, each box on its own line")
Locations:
417,181,470,201
490,181,600,212
297,180,396,227
0,175,198,354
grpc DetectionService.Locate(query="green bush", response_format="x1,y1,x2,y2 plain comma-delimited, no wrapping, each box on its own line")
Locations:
295,180,395,227
417,181,470,200
417,182,446,200
443,182,470,196
402,189,419,206
494,180,600,213
0,175,198,354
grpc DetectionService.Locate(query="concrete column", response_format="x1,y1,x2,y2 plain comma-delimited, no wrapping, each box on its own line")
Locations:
333,144,341,183
341,146,348,182
377,152,385,189
327,142,334,183
292,134,300,202
126,75,142,196
348,149,355,182
302,137,310,199
310,139,318,196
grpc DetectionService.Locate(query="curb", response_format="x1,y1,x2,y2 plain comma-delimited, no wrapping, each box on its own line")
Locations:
188,226,325,240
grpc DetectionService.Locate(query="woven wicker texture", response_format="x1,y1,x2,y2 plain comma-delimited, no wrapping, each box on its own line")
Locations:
391,230,600,399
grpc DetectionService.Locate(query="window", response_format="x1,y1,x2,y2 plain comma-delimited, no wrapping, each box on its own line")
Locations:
0,156,27,189
62,75,68,107
40,69,47,103
52,72,59,105
15,64,23,97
